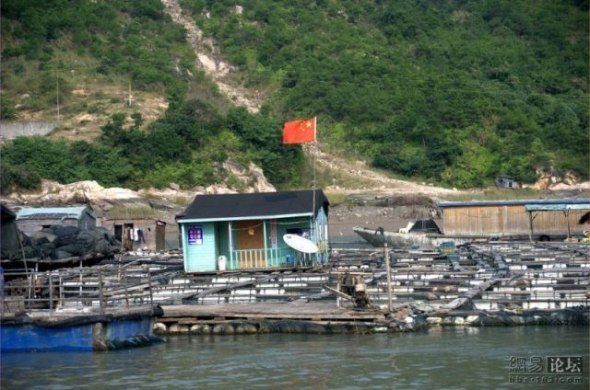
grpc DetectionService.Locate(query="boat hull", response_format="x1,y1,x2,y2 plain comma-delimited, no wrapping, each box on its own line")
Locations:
352,226,467,249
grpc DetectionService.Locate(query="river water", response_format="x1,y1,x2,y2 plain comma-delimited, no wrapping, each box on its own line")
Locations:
2,326,588,389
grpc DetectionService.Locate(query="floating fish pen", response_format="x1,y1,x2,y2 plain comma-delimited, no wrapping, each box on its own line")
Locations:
1,265,163,351
151,271,331,305
4,242,587,340
333,242,589,309
145,242,588,334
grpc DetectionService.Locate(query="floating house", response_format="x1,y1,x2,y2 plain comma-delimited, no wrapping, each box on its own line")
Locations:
100,217,170,251
438,198,590,240
16,205,96,236
97,205,180,251
494,176,521,189
176,190,330,272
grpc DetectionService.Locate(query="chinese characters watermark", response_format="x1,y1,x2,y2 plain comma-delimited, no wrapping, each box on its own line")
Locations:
509,356,584,385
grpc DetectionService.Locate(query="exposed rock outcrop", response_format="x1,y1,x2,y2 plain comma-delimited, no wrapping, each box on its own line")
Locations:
4,162,276,211
530,168,590,191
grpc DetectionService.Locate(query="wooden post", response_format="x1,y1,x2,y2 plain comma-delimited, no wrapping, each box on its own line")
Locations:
528,211,536,242
59,270,64,309
564,209,571,239
147,266,153,306
384,242,393,313
124,267,130,309
336,278,341,308
228,222,234,269
263,221,268,268
48,272,53,313
26,270,33,309
98,270,104,315
79,260,83,297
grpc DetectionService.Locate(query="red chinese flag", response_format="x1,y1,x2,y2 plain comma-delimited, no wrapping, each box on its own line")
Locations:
282,117,316,144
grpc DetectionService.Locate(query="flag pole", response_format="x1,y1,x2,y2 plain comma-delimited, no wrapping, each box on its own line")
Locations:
312,116,317,218
312,117,317,265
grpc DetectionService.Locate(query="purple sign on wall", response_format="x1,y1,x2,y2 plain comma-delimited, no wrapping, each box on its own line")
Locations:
187,226,203,245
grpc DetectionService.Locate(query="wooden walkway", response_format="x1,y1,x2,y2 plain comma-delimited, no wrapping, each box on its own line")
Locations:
160,302,386,323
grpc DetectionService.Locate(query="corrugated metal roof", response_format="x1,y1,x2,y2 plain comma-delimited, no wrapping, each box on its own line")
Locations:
525,203,590,212
16,206,93,220
438,198,590,208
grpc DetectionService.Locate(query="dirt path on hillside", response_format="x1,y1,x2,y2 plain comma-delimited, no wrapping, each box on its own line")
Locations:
306,144,472,198
161,0,262,113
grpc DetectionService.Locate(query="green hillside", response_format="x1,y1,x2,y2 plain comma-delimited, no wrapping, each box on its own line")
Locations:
0,0,193,114
1,0,588,193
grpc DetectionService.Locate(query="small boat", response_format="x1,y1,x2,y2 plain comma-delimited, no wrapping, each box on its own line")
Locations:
353,226,441,249
353,220,467,249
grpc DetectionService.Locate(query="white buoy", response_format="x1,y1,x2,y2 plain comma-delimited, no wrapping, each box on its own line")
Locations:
218,255,227,271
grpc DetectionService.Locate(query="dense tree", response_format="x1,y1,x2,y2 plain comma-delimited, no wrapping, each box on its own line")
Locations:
180,0,588,187
1,0,587,191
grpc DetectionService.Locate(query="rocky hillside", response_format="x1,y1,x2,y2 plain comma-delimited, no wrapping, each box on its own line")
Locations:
1,0,587,193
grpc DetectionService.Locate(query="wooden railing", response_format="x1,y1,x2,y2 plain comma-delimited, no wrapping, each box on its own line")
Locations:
230,248,299,269
1,267,154,315
233,249,266,269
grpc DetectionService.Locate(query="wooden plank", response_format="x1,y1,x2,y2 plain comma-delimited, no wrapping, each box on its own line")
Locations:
159,303,385,321
322,285,354,301
176,274,277,300
437,277,502,312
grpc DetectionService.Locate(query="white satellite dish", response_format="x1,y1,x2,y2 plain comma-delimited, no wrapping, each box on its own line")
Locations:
283,234,318,254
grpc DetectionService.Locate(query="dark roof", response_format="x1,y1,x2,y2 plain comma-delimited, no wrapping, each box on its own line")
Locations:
1,204,16,221
438,198,590,208
409,219,441,234
177,190,329,221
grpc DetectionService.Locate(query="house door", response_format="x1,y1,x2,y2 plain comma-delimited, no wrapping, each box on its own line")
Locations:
123,223,134,251
236,220,265,268
155,221,166,251
114,225,123,242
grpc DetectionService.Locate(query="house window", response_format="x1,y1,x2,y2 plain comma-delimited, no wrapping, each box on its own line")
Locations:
286,228,304,236
286,227,311,238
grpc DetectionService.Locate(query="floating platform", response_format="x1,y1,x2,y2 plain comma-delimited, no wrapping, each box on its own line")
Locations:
3,241,588,341
161,302,385,322
1,306,162,352
154,302,398,334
